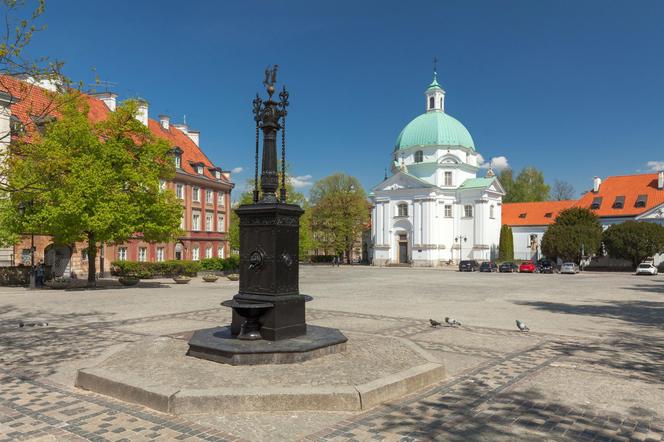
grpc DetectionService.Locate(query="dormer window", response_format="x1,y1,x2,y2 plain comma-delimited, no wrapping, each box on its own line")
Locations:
197,165,203,174
9,115,24,136
31,115,56,135
414,151,423,163
544,212,553,218
635,194,648,208
175,155,181,169
591,197,603,210
612,196,625,209
519,213,527,219
215,170,221,180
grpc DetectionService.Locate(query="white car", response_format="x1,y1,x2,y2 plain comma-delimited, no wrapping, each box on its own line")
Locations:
636,263,658,275
560,262,579,274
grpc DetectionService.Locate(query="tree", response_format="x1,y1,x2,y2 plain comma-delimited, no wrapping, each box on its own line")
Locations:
501,167,549,203
541,208,602,263
310,173,369,263
498,225,514,261
551,179,575,201
229,176,313,259
2,93,182,285
499,168,514,201
602,221,664,267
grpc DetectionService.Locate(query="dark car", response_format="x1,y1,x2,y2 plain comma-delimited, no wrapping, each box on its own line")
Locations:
459,260,479,272
537,259,555,274
479,261,498,272
499,262,518,273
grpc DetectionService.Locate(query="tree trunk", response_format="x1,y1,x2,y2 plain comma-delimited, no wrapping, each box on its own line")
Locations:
87,232,96,287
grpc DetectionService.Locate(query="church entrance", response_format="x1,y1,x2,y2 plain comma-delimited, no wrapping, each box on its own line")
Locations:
398,233,408,264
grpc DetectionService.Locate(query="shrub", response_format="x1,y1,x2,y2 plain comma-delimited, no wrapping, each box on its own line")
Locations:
603,221,664,267
310,255,335,263
224,255,240,271
111,260,201,278
200,257,225,271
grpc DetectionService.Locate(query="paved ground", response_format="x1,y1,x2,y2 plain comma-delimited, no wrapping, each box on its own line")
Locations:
0,266,663,441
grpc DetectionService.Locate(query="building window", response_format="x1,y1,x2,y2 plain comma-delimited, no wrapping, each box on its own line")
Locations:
414,151,423,163
205,246,213,259
444,171,452,186
490,205,495,219
176,184,184,199
218,246,225,258
192,211,201,231
118,247,127,261
138,247,147,262
217,214,225,232
215,170,221,180
429,96,434,109
397,203,408,217
464,205,473,218
197,165,204,174
444,205,452,218
205,212,213,231
206,189,213,204
192,246,200,261
180,212,185,229
174,155,181,169
156,247,165,262
192,187,200,202
218,192,225,206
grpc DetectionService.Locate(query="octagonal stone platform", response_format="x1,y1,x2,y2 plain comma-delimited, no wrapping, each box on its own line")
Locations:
75,332,446,414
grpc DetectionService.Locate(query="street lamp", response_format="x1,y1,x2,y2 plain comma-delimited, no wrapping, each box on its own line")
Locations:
455,235,467,262
18,201,36,289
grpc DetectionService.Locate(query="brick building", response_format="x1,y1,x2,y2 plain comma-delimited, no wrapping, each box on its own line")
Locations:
0,76,234,277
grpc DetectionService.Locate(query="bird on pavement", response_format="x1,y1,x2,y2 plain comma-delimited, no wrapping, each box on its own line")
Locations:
18,321,48,328
429,318,442,328
516,320,529,332
445,317,461,327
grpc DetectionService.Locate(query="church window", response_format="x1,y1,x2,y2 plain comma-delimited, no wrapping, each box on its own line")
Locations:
464,205,473,218
414,151,423,163
444,205,452,218
429,96,434,109
444,171,452,186
397,203,408,217
490,205,495,219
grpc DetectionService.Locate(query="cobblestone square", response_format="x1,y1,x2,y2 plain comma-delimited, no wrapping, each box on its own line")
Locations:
0,266,663,441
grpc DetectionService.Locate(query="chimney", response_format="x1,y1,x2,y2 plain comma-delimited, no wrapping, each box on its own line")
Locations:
158,114,170,130
135,99,148,126
91,92,117,112
172,123,188,134
593,176,601,193
658,171,664,190
186,129,200,146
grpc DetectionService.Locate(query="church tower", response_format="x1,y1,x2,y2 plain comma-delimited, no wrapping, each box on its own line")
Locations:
425,70,445,112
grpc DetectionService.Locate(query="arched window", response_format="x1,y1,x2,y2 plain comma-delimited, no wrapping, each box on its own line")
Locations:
414,151,423,163
429,96,434,109
440,97,444,109
398,203,408,217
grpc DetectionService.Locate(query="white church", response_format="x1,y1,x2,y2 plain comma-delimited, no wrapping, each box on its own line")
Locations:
369,73,505,266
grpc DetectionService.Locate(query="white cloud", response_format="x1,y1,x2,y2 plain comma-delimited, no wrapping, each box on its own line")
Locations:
289,174,313,188
646,161,664,172
231,166,244,174
479,155,510,172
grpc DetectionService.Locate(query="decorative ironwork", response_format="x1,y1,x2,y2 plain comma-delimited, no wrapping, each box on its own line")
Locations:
279,85,289,203
252,94,263,203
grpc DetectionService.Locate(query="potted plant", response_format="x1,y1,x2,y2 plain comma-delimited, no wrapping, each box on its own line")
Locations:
45,277,72,290
202,273,218,283
118,275,140,286
173,275,191,284
226,273,239,281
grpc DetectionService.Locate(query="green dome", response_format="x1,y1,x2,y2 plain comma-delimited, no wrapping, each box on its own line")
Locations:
394,111,475,151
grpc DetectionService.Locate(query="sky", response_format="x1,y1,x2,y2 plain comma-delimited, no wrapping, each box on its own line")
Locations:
21,0,664,200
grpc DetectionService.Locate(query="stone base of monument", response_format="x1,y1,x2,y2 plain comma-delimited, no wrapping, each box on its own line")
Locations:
75,332,446,414
187,325,347,365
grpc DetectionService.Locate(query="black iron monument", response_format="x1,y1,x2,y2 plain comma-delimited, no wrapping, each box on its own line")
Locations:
187,67,346,365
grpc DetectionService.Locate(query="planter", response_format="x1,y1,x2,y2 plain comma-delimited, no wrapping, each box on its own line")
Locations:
118,276,140,286
226,273,239,281
202,274,219,283
45,279,71,290
173,276,191,284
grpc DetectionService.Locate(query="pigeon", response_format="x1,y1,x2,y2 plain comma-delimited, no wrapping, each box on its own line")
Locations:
445,317,461,327
516,320,529,332
429,318,442,328
18,321,48,328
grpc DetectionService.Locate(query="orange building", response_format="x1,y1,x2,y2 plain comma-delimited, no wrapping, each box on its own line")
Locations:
0,76,234,277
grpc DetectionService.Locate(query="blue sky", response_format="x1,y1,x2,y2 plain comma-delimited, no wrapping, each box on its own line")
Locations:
24,0,664,199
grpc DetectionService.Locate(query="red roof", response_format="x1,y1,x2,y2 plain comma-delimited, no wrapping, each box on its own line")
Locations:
0,75,230,184
502,200,576,226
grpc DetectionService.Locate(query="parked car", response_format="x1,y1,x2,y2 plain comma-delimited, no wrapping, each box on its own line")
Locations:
479,261,498,272
499,262,518,273
519,261,536,273
536,259,555,274
560,262,579,274
636,262,658,275
459,260,479,272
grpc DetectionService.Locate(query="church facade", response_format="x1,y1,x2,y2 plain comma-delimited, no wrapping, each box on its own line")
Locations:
369,74,504,266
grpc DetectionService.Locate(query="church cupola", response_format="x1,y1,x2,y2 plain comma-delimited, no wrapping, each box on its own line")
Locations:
425,70,445,113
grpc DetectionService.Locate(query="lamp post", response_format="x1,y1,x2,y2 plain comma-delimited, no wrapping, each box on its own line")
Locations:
455,235,467,262
18,201,36,289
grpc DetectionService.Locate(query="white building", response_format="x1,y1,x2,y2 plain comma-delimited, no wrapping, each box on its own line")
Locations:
369,73,505,266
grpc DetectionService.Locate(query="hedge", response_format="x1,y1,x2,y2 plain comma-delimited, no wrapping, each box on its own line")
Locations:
111,256,241,278
199,255,239,272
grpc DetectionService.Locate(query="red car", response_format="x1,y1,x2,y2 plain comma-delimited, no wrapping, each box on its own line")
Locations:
519,261,536,273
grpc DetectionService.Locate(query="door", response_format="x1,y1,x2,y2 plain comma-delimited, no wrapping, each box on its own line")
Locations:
398,233,408,264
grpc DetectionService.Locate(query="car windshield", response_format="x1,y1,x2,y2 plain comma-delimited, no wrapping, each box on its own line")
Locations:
639,264,651,269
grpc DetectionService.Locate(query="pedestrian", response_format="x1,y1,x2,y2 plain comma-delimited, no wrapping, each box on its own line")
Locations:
35,260,45,288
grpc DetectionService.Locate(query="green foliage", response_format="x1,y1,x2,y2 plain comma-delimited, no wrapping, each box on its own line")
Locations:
309,173,369,263
111,260,202,278
498,225,514,261
2,94,183,284
199,255,240,271
541,208,602,262
501,167,550,203
602,221,664,267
